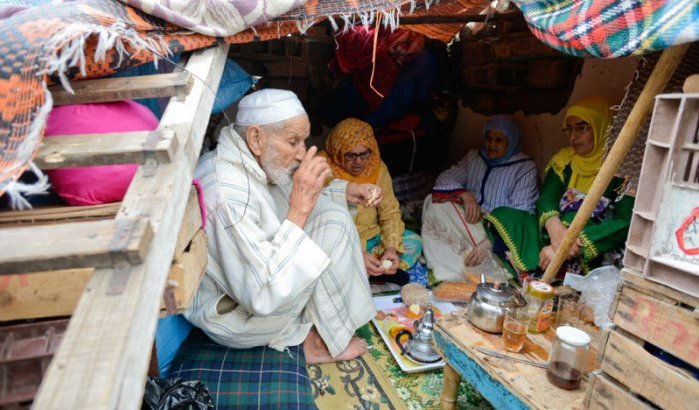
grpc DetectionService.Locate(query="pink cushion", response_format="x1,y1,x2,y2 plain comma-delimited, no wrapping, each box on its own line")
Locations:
44,101,159,206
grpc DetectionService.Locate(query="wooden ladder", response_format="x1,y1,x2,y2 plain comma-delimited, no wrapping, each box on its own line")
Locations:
0,44,229,410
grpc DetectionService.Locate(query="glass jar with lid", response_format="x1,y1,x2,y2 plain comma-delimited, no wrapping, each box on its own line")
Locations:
546,326,591,390
524,280,554,333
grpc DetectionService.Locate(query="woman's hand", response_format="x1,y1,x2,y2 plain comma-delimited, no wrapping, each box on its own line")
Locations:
288,147,332,228
464,239,491,266
347,183,383,207
538,245,556,270
544,216,582,258
544,216,568,248
460,191,482,224
364,252,385,276
380,247,400,274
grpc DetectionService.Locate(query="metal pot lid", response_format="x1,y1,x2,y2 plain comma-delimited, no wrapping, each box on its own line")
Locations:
475,282,520,307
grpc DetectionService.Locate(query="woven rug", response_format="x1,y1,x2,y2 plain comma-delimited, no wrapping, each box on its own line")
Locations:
310,323,492,410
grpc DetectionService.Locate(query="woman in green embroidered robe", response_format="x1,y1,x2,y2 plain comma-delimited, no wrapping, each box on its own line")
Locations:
484,97,634,278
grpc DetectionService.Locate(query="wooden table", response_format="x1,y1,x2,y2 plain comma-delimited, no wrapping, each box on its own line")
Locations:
434,309,597,410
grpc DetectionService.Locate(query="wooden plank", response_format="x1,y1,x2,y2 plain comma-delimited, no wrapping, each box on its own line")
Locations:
173,187,203,259
621,268,699,309
33,44,229,410
50,72,193,105
613,285,699,367
0,228,206,321
0,203,120,227
162,229,207,312
0,218,153,274
0,268,93,321
434,313,591,410
35,130,177,169
601,330,699,410
434,332,535,410
585,372,653,410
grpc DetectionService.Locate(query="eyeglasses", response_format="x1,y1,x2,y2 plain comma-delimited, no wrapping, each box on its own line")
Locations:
562,123,592,136
344,150,372,161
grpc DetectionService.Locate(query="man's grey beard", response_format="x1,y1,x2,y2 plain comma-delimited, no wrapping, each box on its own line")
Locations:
260,148,298,186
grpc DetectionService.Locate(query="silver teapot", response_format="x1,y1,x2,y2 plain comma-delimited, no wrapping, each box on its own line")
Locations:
468,282,526,333
394,304,441,363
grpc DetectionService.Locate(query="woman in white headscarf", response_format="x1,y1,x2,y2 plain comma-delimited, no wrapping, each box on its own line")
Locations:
422,115,539,281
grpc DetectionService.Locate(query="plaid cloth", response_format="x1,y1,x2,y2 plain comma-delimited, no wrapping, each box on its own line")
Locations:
513,0,699,58
169,329,316,410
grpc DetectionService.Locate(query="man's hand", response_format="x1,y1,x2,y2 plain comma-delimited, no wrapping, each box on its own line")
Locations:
460,191,482,224
347,182,383,207
287,147,332,228
464,239,491,266
380,247,400,274
364,252,385,276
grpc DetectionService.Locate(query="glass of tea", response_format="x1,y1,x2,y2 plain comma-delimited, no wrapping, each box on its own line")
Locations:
501,309,530,352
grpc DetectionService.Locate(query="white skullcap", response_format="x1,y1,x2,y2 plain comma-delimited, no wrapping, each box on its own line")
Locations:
235,89,306,126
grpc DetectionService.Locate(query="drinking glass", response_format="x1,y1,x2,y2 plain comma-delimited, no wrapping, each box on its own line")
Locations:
501,310,530,352
556,293,582,328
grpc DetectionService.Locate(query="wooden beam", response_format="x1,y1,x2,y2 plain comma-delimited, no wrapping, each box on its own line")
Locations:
0,203,120,227
541,44,690,283
164,229,208,313
33,44,229,410
35,130,177,169
0,218,153,275
173,186,204,259
50,71,193,105
0,268,93,321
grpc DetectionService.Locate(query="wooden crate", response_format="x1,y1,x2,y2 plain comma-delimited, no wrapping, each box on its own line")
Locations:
623,93,699,297
584,269,699,410
0,44,228,409
0,187,206,321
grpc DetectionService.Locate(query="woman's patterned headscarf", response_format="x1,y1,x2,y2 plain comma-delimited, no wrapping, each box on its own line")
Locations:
324,118,381,184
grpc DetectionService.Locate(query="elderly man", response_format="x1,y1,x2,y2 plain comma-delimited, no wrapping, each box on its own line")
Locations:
184,89,379,364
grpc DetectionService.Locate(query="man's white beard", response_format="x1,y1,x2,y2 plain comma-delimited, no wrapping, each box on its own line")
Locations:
260,147,298,186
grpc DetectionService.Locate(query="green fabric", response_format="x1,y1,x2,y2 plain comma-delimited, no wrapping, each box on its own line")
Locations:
537,168,566,228
484,208,540,272
485,166,634,273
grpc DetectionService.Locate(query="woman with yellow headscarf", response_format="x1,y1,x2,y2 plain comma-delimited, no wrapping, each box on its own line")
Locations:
484,97,635,280
323,118,424,286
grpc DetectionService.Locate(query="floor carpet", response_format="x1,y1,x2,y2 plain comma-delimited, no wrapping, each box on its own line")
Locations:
310,323,492,410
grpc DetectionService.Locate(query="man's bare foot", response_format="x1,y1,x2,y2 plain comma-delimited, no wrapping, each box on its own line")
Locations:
303,328,368,364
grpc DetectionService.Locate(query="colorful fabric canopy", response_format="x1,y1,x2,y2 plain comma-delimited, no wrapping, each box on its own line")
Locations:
1,0,697,205
512,0,699,58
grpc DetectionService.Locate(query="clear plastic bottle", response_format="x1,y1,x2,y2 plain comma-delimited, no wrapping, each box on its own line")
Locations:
524,281,554,333
546,326,591,390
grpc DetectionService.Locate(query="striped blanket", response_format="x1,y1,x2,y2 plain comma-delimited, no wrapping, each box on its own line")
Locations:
513,0,699,58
